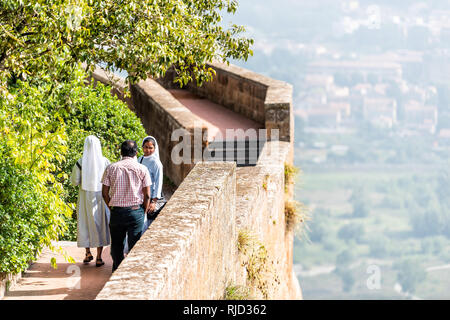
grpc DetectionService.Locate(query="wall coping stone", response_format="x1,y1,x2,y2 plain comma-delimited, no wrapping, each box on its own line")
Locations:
207,61,293,107
133,78,207,133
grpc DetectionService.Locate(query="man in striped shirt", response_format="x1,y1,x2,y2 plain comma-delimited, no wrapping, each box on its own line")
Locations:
101,140,152,272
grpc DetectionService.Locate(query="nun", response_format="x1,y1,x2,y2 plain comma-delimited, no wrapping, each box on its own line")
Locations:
70,135,111,267
138,135,166,231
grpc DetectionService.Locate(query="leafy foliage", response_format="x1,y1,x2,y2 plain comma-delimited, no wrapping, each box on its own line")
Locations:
0,0,253,91
0,69,147,270
0,80,72,273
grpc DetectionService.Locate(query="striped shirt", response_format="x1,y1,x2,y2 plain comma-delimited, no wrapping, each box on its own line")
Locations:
101,156,151,207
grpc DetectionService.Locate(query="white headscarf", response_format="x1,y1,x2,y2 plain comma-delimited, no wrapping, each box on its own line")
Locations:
81,135,105,192
142,135,160,162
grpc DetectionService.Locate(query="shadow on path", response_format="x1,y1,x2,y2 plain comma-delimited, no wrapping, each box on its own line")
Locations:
4,243,112,300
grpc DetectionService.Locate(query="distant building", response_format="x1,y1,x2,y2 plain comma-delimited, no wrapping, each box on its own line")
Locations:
363,97,397,128
304,74,334,91
300,107,342,128
438,128,450,139
307,59,402,81
403,100,438,134
329,102,351,117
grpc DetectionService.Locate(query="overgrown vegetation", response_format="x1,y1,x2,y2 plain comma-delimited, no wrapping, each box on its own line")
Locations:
285,199,310,236
237,229,277,299
224,285,252,300
284,162,300,193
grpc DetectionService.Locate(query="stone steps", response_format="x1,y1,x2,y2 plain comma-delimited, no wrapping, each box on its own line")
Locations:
204,139,266,167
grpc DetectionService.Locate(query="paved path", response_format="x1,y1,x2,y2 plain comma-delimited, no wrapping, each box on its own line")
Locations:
169,89,263,141
3,242,112,300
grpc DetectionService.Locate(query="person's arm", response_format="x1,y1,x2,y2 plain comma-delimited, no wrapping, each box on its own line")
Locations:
70,160,81,186
142,169,152,213
143,186,151,213
102,185,111,210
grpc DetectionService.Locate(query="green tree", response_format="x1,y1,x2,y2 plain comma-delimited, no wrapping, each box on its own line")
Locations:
335,249,355,268
369,236,389,258
334,249,356,293
308,215,326,243
349,187,370,218
394,259,427,295
0,0,253,90
337,223,365,243
0,79,74,273
338,269,356,293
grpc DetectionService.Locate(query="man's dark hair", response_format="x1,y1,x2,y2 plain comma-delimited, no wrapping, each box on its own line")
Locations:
121,140,137,157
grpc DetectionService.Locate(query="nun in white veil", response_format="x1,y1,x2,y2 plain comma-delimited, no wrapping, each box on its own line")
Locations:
138,135,165,231
70,135,111,267
124,135,165,254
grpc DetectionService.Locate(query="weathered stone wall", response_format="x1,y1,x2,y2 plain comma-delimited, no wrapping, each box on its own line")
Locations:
234,141,302,299
95,142,302,300
96,162,237,299
158,61,294,142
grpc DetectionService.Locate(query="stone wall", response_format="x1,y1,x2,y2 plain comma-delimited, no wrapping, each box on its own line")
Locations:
96,162,237,299
96,141,302,300
234,140,301,299
158,61,294,142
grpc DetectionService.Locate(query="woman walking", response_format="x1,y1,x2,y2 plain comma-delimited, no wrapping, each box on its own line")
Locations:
138,135,166,231
70,135,111,267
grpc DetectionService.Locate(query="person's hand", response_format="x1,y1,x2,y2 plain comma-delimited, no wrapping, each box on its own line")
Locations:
149,202,156,213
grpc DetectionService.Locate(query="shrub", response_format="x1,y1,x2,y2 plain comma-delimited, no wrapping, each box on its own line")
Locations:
368,236,389,258
335,249,356,268
349,186,370,218
0,156,53,273
335,268,356,293
0,81,73,274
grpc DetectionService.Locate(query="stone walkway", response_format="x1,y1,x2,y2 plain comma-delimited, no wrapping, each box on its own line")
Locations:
3,185,175,300
168,89,263,141
3,242,112,300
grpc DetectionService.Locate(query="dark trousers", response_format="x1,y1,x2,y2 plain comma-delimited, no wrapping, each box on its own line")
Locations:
109,206,145,272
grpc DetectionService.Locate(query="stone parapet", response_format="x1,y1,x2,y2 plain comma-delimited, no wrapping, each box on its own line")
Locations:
234,141,302,299
158,61,294,142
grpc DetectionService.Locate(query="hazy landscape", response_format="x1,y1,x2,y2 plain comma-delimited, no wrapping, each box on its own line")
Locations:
229,0,450,299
